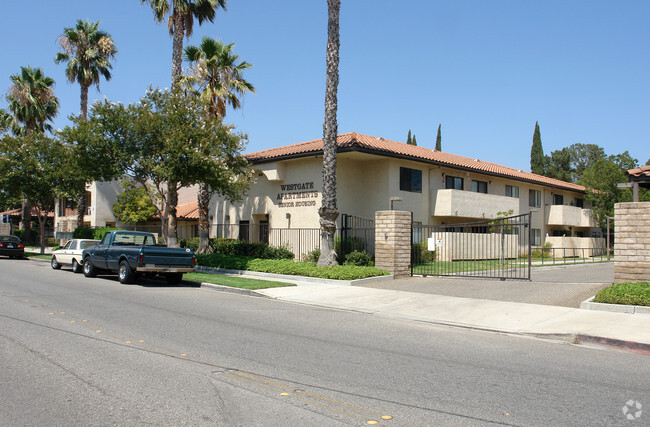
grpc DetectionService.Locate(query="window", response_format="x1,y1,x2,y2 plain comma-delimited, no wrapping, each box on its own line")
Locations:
529,189,541,208
505,185,519,198
445,176,464,190
532,229,541,246
400,167,422,193
574,198,584,208
238,220,250,242
553,194,564,205
471,180,487,194
69,241,78,250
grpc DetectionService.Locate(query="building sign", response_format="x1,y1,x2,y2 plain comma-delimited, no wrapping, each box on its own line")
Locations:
277,182,318,208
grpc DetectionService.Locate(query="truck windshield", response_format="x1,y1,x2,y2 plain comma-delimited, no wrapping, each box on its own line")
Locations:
112,234,156,246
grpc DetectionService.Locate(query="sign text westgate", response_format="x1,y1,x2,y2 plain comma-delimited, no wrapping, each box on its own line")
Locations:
277,182,318,208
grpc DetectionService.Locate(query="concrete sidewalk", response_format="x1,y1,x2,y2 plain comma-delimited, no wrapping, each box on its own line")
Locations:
252,282,650,355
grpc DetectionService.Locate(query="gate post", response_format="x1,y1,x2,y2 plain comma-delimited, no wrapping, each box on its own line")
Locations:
375,210,411,277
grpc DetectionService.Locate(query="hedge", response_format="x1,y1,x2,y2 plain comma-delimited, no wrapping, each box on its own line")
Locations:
593,282,650,306
180,237,294,260
196,253,390,280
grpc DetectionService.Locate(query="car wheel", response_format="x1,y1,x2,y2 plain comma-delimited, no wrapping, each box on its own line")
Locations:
166,273,183,286
72,259,82,273
51,256,62,270
83,257,97,278
118,260,135,284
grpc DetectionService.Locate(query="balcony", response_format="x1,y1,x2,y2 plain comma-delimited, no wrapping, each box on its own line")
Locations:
547,205,597,228
433,189,519,219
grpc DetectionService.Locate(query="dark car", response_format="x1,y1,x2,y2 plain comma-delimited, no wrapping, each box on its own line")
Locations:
0,235,25,258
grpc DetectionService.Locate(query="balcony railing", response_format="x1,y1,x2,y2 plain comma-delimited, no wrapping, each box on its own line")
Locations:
433,189,519,219
547,205,597,228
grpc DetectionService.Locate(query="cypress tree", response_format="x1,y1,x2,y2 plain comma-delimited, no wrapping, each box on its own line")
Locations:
412,134,417,146
406,130,412,145
530,121,545,175
435,124,442,151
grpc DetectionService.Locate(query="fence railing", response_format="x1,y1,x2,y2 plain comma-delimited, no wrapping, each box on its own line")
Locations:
412,213,532,280
531,246,612,265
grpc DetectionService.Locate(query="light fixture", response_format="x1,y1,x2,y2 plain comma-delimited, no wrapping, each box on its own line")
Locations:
389,196,403,210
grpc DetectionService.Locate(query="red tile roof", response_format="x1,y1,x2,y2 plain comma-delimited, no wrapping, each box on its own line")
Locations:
245,132,588,192
176,201,198,220
626,165,650,179
0,207,54,217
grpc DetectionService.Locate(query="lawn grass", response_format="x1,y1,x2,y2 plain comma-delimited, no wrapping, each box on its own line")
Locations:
184,272,295,290
593,282,650,306
24,251,51,260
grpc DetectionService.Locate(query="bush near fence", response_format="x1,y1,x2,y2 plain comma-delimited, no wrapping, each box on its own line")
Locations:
179,237,294,260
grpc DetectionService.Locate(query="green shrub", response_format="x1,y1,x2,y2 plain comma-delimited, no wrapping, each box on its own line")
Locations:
334,236,366,263
73,227,95,239
93,227,118,241
13,229,38,244
344,250,374,266
302,248,321,263
593,282,650,306
46,237,58,247
196,253,390,280
412,241,435,263
206,238,293,260
179,237,200,252
531,242,553,259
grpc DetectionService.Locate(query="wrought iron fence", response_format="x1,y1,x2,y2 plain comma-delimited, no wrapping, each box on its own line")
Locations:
412,213,532,280
530,246,611,265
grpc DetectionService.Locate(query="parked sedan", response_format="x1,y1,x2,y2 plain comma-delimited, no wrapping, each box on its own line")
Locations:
0,235,25,259
51,239,100,273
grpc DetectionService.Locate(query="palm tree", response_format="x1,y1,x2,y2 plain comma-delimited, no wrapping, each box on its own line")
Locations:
5,66,59,243
7,66,59,135
56,19,118,228
141,0,227,247
55,19,117,120
183,37,254,253
141,0,226,85
317,0,341,266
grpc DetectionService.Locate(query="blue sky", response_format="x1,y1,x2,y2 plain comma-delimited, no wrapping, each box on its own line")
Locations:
1,0,648,172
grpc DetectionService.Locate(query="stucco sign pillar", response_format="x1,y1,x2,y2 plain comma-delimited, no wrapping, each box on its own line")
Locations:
375,210,412,277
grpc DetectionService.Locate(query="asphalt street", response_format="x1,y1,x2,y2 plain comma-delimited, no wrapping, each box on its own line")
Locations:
1,258,648,426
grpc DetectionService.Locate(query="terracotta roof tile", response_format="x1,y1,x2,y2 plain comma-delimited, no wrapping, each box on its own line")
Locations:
245,132,587,192
176,201,198,220
626,165,650,178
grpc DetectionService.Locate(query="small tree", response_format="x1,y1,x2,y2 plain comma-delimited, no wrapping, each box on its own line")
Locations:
530,121,545,175
435,124,442,151
112,181,158,226
406,130,412,145
0,133,67,253
412,134,417,146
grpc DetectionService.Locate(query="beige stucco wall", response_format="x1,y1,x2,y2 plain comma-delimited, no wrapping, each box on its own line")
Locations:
614,202,650,283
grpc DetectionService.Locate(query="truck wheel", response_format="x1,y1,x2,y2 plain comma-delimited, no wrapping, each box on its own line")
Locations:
72,259,82,273
118,260,135,284
83,257,97,278
166,273,183,286
51,256,62,270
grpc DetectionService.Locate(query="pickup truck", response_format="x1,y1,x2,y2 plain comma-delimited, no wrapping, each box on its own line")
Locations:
81,230,195,285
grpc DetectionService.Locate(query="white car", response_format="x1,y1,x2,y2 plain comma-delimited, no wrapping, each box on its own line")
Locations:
51,239,100,273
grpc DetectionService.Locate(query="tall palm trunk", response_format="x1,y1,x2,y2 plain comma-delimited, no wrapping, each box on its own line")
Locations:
76,83,91,229
165,10,185,247
167,184,179,247
171,11,185,87
317,0,341,267
197,183,211,253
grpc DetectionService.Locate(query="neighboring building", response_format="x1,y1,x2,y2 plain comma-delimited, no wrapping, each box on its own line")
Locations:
54,182,199,240
212,132,603,256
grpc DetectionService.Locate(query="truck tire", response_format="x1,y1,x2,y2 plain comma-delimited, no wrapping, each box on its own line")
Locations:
166,273,183,286
51,256,62,270
83,257,97,277
118,260,135,284
72,259,82,273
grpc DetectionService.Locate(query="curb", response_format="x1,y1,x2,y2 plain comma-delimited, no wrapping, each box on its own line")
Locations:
193,265,393,286
197,281,267,297
576,333,650,356
580,296,650,315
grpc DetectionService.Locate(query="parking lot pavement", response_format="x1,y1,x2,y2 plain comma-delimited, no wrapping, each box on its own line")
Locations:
355,263,614,308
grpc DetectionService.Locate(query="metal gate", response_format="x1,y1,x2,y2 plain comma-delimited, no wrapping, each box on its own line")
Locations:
339,214,375,261
412,213,532,280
